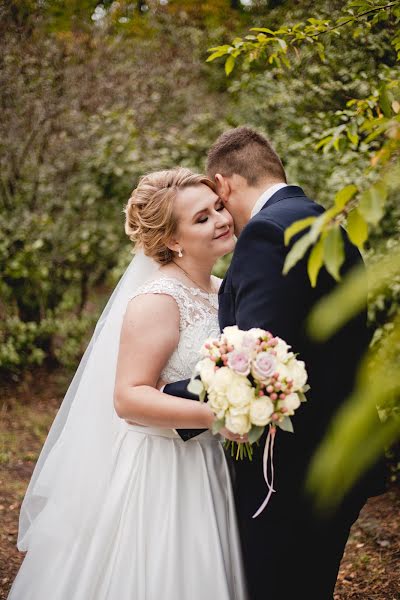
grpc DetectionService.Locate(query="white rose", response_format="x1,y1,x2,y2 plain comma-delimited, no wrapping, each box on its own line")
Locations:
211,366,234,391
286,359,308,390
222,326,245,350
225,410,251,435
274,337,292,362
248,327,267,339
198,358,216,389
226,376,255,409
274,361,290,381
249,397,274,426
278,392,301,416
208,389,229,420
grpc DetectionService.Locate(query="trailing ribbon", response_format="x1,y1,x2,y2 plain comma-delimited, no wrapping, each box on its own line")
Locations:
252,425,276,519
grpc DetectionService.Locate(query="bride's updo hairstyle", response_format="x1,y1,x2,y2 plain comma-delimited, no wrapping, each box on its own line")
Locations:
125,167,215,265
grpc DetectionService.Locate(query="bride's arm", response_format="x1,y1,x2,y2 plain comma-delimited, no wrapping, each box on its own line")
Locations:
113,293,215,429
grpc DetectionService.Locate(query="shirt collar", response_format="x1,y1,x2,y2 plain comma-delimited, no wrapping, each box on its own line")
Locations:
250,182,288,218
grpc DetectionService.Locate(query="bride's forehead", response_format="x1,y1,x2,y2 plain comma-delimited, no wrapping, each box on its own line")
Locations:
175,184,217,214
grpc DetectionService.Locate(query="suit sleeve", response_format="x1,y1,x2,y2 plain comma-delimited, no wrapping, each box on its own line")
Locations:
231,218,305,342
163,379,197,401
163,380,207,441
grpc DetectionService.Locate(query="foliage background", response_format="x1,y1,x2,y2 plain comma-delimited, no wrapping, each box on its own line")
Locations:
1,1,399,477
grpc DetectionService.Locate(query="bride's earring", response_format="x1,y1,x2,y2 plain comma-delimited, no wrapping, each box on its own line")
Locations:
178,248,183,258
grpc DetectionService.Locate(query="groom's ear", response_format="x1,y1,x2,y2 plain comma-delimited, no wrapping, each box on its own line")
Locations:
214,173,230,203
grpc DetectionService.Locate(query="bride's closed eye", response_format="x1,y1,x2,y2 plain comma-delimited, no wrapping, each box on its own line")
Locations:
197,203,225,224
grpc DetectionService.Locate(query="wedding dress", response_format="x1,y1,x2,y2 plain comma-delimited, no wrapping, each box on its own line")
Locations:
8,273,248,600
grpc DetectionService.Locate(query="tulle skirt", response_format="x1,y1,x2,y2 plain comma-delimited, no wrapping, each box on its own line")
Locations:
8,424,248,600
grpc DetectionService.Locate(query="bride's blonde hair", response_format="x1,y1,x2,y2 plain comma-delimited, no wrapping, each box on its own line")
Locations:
125,167,216,265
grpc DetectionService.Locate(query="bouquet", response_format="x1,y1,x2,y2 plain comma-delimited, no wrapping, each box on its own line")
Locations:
188,325,309,517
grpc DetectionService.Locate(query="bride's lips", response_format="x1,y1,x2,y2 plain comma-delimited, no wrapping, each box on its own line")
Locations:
214,228,232,240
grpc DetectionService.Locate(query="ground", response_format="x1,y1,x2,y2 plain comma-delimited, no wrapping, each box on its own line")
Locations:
1,370,399,600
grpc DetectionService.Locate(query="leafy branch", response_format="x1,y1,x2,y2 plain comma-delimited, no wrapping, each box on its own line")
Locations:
207,0,400,74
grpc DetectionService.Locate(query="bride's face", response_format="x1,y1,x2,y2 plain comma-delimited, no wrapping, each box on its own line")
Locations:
170,184,235,261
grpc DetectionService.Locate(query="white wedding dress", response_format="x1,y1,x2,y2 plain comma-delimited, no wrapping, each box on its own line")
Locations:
8,276,248,600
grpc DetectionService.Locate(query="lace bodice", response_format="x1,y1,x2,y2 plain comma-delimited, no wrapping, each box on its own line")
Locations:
130,276,221,382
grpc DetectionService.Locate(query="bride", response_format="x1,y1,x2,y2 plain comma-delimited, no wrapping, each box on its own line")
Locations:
8,167,248,599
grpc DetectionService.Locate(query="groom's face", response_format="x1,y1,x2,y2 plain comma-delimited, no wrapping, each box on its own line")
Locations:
214,174,251,234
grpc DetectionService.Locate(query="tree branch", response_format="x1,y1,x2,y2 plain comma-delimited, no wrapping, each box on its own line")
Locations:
307,1,400,39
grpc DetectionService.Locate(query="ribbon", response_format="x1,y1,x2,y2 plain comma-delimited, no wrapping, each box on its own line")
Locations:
252,425,276,519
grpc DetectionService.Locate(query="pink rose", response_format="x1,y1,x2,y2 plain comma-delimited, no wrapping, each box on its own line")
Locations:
251,352,276,382
227,350,251,376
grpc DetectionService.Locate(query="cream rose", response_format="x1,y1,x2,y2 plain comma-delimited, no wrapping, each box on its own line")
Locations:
247,327,267,339
274,361,290,381
274,337,293,362
226,376,255,409
211,366,234,391
198,358,216,389
225,410,251,435
208,389,229,420
278,392,301,415
222,326,245,350
286,359,308,389
249,397,274,426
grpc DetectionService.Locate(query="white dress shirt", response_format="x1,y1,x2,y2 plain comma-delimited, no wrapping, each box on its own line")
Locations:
250,182,288,218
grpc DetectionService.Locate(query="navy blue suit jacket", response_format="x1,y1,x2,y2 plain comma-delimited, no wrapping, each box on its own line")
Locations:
165,185,385,599
165,185,382,491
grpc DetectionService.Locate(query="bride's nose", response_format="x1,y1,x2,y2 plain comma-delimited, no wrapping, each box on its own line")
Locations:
215,211,231,228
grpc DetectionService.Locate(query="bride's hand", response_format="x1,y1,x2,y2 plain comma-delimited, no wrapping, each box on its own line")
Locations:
218,427,249,444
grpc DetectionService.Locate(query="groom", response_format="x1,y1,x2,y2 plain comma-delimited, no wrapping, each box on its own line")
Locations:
165,127,385,600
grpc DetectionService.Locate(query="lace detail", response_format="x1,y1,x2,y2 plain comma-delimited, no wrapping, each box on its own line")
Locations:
130,277,221,383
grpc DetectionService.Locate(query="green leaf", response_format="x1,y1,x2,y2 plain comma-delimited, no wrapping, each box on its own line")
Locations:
251,27,276,34
323,227,344,281
247,425,265,444
307,237,324,287
298,392,308,403
277,38,287,51
334,184,358,210
212,418,225,434
206,50,227,62
283,231,313,275
278,416,294,433
347,130,359,146
358,182,387,225
284,216,316,246
379,84,392,118
347,208,368,248
225,55,235,76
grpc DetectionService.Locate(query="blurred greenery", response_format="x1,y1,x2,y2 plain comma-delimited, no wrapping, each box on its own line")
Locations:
1,1,399,498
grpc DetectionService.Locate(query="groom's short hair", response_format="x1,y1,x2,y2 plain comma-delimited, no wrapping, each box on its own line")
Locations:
206,126,286,186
